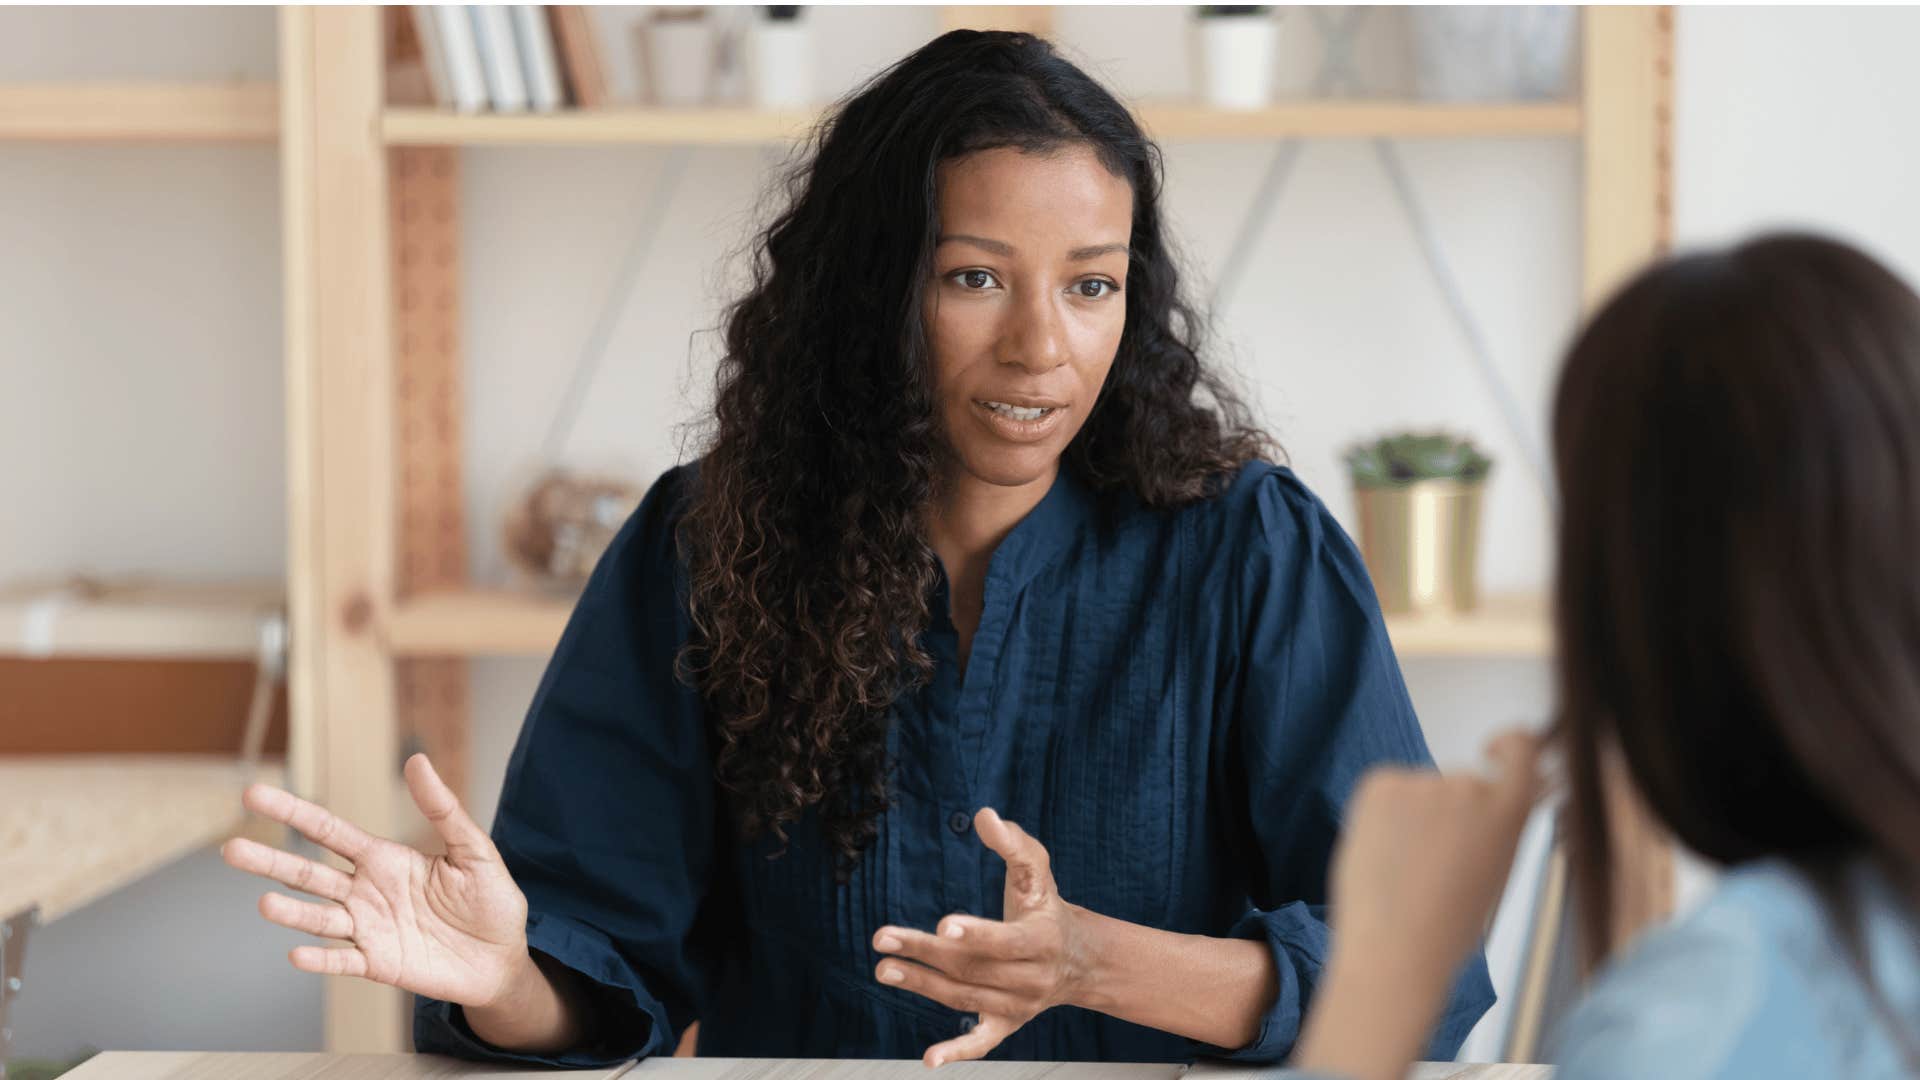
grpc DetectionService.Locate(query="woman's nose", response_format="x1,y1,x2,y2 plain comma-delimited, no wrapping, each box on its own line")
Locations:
997,292,1067,373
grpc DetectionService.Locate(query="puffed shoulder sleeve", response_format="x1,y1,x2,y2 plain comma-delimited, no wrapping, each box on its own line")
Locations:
1204,465,1494,1063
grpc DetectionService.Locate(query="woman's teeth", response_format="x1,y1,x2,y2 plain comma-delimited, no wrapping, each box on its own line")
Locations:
982,401,1054,421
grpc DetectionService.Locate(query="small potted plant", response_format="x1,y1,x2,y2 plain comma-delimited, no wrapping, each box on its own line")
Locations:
1345,432,1494,615
1194,6,1278,110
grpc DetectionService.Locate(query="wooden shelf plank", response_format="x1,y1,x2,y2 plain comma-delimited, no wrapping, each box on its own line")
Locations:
0,755,284,923
393,587,1549,660
382,101,1580,147
0,579,283,660
1137,101,1581,140
0,81,278,142
384,105,819,146
390,588,573,657
1384,590,1551,658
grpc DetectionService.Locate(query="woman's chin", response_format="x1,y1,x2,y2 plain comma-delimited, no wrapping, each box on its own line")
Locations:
953,442,1062,490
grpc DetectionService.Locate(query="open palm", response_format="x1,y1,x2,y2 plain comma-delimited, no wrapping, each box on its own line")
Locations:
222,753,530,1008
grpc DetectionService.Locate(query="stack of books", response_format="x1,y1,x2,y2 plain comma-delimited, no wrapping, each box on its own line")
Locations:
403,5,607,114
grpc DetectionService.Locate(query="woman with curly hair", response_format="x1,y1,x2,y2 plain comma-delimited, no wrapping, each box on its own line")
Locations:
224,30,1492,1067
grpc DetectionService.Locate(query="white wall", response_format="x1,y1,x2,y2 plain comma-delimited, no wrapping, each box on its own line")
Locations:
8,3,1920,1064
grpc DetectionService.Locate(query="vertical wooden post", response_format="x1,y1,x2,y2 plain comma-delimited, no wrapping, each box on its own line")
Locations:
1579,6,1677,952
1581,6,1673,308
392,145,472,823
281,4,403,1053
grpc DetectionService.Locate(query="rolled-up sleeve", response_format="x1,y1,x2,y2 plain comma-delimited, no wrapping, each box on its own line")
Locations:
1200,468,1495,1063
414,464,728,1067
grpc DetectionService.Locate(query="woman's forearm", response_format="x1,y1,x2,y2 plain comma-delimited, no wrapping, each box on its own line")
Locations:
1290,947,1460,1080
463,949,593,1055
1067,904,1279,1051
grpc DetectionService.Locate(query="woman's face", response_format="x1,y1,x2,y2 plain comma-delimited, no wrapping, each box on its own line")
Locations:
925,144,1133,490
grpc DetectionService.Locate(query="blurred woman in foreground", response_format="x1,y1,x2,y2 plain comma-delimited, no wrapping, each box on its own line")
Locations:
1295,232,1920,1079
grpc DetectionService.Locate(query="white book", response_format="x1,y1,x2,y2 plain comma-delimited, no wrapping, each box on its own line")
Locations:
469,4,530,113
509,4,566,112
409,7,453,107
429,4,488,113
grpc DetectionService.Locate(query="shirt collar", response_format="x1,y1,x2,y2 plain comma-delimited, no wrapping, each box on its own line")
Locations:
983,462,1099,594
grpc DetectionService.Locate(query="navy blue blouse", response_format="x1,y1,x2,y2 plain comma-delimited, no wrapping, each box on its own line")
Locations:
415,460,1494,1066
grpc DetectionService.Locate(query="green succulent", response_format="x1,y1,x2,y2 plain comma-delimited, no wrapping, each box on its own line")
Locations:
1345,432,1493,488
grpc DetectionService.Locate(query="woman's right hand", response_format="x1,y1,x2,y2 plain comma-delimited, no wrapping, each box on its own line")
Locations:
222,753,533,1010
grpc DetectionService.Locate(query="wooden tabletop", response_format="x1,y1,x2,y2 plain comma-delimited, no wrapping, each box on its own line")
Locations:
61,1053,1552,1079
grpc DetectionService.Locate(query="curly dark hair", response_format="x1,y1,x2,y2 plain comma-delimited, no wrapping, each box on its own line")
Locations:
676,30,1275,872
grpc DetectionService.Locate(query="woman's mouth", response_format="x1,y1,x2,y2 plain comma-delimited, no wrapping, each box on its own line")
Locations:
981,401,1055,421
972,399,1067,442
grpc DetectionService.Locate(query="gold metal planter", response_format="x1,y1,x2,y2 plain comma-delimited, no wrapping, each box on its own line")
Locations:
1353,479,1486,615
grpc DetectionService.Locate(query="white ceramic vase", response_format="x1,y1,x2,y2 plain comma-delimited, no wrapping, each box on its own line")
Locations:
1196,14,1279,111
750,18,812,109
644,16,719,106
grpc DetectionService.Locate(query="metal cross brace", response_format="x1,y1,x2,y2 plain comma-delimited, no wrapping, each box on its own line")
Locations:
1210,6,1556,505
0,907,40,1080
540,145,695,466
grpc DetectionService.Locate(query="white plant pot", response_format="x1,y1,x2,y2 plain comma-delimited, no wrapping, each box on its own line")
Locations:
644,17,719,106
751,20,812,109
1410,6,1577,102
1196,16,1278,111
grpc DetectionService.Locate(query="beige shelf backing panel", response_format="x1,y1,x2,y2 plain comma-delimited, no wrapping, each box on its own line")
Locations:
0,754,284,923
0,580,284,660
0,81,278,141
1384,590,1551,658
383,101,1580,148
390,589,572,657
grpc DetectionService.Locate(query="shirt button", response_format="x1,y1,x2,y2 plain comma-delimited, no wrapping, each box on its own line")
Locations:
947,810,971,835
958,1015,977,1034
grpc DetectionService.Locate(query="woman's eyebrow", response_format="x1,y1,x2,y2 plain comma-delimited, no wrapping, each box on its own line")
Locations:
936,234,1130,262
937,233,1013,255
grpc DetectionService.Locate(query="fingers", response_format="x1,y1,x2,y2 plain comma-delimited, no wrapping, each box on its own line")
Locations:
921,1014,1013,1069
259,891,353,940
875,957,1023,1026
242,782,376,864
222,836,353,904
289,944,370,979
974,808,1053,911
403,753,493,862
1482,730,1548,812
873,922,1030,985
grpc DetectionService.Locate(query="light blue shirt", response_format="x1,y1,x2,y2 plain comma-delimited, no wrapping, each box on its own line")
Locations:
1551,856,1920,1078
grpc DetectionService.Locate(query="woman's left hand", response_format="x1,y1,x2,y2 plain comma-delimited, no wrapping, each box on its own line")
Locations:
872,807,1093,1068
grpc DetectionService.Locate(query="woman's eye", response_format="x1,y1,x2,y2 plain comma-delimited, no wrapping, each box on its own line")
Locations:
955,269,998,290
1076,279,1118,299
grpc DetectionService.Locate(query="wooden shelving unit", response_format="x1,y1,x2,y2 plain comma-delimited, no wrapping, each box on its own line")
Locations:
279,6,1676,1052
0,80,277,141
